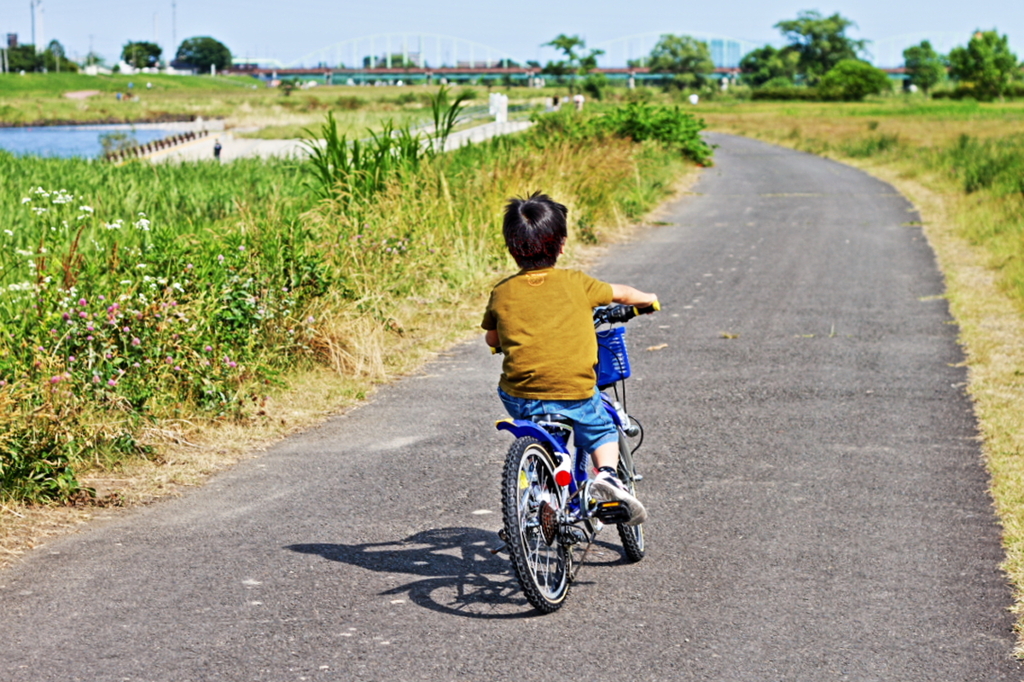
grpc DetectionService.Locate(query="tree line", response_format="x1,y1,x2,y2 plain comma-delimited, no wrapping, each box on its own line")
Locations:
540,11,1022,102
2,36,232,74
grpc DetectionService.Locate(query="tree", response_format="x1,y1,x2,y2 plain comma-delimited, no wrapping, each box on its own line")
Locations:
175,36,232,73
542,34,604,92
947,30,1020,100
818,59,892,100
43,39,77,72
902,41,946,93
121,41,162,69
775,10,868,84
6,44,41,72
647,34,714,88
739,44,801,87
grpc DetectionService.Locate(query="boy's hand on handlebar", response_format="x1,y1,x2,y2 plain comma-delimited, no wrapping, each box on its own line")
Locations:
635,299,660,316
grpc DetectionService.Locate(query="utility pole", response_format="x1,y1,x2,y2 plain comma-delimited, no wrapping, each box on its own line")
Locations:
171,1,177,56
29,0,37,51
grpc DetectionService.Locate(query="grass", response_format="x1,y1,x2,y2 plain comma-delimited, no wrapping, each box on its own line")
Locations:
0,102,699,562
698,95,1024,652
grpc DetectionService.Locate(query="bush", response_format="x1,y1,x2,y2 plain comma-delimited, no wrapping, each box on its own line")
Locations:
818,59,892,101
582,73,609,100
602,102,714,165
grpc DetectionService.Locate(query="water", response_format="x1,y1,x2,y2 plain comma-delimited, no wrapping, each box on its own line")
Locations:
0,124,182,159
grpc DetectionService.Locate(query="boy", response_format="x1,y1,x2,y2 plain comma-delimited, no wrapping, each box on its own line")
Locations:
482,192,658,525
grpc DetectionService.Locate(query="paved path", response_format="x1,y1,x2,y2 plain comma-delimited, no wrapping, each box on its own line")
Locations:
1,133,1019,681
149,120,533,163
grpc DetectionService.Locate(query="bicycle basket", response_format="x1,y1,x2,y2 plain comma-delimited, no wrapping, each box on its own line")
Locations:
596,326,631,386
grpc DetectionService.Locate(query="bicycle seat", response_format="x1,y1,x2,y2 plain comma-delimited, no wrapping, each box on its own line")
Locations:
530,413,572,427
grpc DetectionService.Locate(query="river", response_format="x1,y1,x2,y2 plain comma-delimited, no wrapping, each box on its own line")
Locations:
0,121,212,159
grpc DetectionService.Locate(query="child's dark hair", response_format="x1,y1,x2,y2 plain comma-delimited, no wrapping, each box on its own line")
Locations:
502,192,568,270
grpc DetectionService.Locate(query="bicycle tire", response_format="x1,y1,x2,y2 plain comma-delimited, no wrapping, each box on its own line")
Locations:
615,432,646,562
501,436,571,613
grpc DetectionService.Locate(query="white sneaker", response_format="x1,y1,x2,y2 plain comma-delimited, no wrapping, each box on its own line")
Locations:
592,470,648,526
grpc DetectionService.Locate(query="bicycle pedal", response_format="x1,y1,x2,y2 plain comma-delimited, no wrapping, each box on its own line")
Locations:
593,500,632,524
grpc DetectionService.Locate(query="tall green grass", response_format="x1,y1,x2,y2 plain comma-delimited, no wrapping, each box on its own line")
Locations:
930,135,1024,306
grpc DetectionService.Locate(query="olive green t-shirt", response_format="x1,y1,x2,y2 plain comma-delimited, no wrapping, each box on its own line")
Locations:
481,268,614,400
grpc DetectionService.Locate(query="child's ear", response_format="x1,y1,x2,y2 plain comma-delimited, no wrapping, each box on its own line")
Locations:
559,239,566,255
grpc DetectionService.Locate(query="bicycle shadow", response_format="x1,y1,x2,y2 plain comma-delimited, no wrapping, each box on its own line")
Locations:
286,527,628,619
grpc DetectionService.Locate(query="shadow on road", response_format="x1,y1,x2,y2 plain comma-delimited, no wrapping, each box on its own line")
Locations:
287,526,632,619
287,527,533,619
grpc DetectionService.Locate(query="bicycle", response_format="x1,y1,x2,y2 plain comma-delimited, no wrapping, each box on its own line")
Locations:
492,302,658,613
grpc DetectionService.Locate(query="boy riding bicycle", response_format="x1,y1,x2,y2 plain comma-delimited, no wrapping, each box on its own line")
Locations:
483,192,657,525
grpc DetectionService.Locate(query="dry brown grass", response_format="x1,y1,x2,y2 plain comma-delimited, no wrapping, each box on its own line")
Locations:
700,100,1024,149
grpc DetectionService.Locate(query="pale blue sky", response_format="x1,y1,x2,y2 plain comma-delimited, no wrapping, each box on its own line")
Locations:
1,0,1020,68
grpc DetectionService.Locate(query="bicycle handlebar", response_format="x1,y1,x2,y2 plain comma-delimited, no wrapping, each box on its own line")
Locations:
593,300,660,327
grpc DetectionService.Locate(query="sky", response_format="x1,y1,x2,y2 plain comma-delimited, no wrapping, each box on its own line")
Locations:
0,0,1020,69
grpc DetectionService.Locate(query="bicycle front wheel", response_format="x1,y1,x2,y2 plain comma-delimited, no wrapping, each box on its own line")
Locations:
501,436,571,613
616,432,646,562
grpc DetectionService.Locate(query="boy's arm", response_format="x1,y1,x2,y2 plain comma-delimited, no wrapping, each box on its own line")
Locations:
610,283,658,307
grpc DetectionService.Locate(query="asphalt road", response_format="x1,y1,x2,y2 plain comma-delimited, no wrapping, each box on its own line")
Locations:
1,133,1020,681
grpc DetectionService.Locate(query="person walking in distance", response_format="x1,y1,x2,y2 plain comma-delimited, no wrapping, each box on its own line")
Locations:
213,139,222,161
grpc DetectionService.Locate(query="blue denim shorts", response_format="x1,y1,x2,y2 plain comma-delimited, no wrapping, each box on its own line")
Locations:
498,387,619,454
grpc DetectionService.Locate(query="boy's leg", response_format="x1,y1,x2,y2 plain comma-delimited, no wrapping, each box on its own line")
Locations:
590,441,620,471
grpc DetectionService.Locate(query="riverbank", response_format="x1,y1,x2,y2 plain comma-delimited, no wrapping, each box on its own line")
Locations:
0,114,204,128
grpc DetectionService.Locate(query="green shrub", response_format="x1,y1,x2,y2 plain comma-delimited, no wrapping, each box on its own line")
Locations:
818,60,892,101
582,73,609,100
602,101,714,165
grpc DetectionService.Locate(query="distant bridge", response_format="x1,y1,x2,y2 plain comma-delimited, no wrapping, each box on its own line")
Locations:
235,33,519,71
229,65,750,86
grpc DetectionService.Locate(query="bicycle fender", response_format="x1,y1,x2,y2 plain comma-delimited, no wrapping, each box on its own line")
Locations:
495,419,570,455
600,393,623,428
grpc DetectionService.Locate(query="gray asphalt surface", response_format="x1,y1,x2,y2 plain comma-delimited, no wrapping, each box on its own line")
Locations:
1,133,1020,681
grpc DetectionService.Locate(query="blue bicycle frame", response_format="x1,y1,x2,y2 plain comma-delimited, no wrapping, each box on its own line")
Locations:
496,391,627,520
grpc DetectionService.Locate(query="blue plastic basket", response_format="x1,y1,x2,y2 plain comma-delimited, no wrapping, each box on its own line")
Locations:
596,326,631,387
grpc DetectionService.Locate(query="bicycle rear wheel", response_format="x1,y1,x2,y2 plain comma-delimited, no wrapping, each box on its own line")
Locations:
501,436,571,613
616,432,646,562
